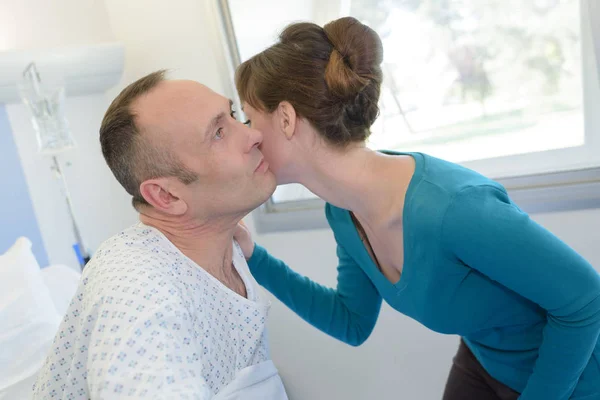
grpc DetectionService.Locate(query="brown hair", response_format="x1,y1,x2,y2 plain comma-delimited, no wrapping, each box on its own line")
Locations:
99,70,197,209
236,16,383,146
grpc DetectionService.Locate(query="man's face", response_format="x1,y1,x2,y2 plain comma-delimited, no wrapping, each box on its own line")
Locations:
134,80,276,219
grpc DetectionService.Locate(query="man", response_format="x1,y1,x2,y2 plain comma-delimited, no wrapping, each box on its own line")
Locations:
33,70,286,399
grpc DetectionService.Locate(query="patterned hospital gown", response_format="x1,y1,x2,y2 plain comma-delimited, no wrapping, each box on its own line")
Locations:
33,223,273,399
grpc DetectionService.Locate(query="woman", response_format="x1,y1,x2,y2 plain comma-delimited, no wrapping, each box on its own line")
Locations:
233,16,600,400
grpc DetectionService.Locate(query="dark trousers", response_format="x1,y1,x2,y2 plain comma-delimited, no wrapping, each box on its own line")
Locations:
443,340,521,400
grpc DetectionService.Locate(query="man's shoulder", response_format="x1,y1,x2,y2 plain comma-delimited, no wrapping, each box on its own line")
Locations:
94,223,166,254
79,224,189,304
88,224,179,271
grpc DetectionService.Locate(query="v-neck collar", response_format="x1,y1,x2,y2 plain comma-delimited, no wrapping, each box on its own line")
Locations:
328,151,425,294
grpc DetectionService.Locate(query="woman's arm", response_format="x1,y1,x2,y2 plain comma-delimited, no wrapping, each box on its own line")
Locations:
442,185,600,400
235,218,382,347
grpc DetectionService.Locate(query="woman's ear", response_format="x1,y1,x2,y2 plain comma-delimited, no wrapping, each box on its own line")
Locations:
139,178,188,216
277,101,297,140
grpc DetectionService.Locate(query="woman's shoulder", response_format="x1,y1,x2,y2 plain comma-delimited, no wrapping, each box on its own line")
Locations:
411,151,506,198
324,202,350,232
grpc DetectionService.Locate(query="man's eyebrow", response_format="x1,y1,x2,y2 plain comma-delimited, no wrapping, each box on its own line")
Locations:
204,100,234,139
204,112,225,140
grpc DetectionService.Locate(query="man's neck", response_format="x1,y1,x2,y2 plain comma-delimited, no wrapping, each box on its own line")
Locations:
139,210,238,277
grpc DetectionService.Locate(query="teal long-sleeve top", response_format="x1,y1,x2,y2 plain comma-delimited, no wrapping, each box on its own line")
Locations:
248,151,600,399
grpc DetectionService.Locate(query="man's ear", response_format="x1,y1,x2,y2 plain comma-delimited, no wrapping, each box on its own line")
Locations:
139,178,188,215
277,101,297,140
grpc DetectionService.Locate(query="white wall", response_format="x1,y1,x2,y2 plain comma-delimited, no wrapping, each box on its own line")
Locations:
248,207,600,400
0,0,134,268
0,0,114,51
103,0,231,99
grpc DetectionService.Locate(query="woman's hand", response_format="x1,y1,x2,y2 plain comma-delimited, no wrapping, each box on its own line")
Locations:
234,220,255,260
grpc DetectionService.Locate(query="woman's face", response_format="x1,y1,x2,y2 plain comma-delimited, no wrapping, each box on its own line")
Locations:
242,102,290,185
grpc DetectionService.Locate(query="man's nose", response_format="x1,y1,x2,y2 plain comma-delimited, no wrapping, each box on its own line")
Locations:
246,126,263,152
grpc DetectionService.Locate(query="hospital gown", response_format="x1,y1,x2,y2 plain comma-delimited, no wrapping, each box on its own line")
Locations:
33,223,280,399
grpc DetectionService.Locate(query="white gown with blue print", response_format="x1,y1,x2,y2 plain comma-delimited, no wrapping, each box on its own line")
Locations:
33,223,287,400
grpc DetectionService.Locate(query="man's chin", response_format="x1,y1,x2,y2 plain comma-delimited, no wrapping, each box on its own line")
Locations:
254,183,277,209
237,176,277,214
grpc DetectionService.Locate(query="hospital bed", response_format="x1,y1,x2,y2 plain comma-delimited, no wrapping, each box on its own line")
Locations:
0,238,81,400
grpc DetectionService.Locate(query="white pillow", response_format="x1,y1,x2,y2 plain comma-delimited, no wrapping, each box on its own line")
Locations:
40,264,81,316
0,237,60,394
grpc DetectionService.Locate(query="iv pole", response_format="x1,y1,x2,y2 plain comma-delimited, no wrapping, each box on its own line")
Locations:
21,62,90,268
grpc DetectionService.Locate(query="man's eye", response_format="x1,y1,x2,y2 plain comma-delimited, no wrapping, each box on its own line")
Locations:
215,128,224,140
230,110,237,119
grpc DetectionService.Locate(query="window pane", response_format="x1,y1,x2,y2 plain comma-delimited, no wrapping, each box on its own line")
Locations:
353,0,584,163
271,183,319,203
228,0,588,204
229,0,316,61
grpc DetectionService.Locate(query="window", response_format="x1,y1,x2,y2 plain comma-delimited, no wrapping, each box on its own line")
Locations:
363,0,586,158
220,0,600,231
